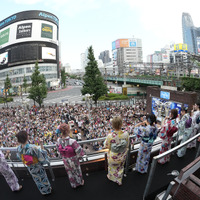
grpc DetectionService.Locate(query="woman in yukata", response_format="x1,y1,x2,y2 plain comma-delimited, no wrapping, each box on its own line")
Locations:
177,107,193,157
104,116,129,185
0,150,22,192
158,109,178,164
134,114,158,173
16,131,52,195
57,123,85,188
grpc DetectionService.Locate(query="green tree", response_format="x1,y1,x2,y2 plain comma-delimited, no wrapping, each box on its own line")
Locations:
4,74,12,107
81,46,108,104
28,61,47,107
22,74,28,93
61,68,66,88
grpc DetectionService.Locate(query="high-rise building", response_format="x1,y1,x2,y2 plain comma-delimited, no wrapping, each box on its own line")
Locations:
182,12,200,54
80,48,89,71
98,50,111,64
112,38,143,75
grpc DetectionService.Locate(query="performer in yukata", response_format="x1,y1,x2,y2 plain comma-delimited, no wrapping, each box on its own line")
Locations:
187,103,200,149
0,150,22,192
16,131,52,195
134,114,158,173
104,116,129,185
56,123,85,188
158,109,178,164
177,107,193,157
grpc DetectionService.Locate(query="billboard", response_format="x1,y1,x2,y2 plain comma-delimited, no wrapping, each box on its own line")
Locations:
174,43,187,52
41,23,53,39
0,52,8,65
151,97,183,121
42,47,56,60
112,38,138,50
120,39,129,47
0,28,10,46
129,38,137,47
112,41,116,50
16,23,32,39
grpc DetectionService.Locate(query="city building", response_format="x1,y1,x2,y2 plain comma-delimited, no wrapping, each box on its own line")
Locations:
182,12,200,54
0,10,59,87
112,38,143,75
98,50,111,64
62,63,71,74
80,48,90,72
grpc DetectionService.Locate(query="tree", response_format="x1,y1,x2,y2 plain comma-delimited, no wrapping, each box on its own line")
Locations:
61,68,66,88
22,74,28,93
28,61,47,107
4,74,12,107
81,46,108,104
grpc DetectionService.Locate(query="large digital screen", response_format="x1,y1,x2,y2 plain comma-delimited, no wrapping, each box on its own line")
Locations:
42,47,56,60
0,52,8,65
151,97,184,121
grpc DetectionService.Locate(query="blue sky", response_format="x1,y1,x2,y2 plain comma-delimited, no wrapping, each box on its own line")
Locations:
1,0,200,69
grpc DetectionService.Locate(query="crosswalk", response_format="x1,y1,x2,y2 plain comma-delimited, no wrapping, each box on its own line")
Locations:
44,95,84,104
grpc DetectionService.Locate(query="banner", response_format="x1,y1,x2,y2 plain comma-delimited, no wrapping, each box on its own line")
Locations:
42,47,56,60
16,23,32,39
41,23,53,39
0,28,10,46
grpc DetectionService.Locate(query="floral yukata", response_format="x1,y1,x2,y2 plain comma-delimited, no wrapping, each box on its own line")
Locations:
134,125,158,173
0,150,20,191
56,137,84,188
17,144,51,195
187,110,200,149
177,113,193,157
104,131,129,185
158,118,178,164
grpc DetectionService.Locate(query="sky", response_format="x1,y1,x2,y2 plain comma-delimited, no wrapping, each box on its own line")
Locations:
1,0,200,69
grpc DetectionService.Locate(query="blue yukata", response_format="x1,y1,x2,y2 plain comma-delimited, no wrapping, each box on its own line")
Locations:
17,144,51,195
0,150,20,191
177,113,193,157
134,125,158,173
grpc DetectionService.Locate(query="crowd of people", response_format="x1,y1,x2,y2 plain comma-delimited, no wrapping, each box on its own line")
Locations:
0,99,200,195
0,99,147,155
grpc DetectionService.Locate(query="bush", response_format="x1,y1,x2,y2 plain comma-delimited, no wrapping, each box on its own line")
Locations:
98,93,128,101
0,97,13,103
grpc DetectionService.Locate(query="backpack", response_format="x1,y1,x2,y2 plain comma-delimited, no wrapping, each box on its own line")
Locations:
185,117,192,128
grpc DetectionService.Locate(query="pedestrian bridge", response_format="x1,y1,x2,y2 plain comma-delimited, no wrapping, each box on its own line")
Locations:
105,76,180,87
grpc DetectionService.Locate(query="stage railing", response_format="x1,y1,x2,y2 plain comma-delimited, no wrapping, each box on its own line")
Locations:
143,132,200,200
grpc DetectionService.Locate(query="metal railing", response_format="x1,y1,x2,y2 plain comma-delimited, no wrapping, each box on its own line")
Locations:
143,132,200,200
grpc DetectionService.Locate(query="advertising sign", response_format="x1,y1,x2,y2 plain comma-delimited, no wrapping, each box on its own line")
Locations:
112,41,116,50
151,97,183,121
0,52,8,65
120,39,129,47
115,39,120,49
16,23,32,39
0,28,10,46
129,38,137,47
42,47,56,60
174,43,188,52
41,23,53,39
160,91,170,100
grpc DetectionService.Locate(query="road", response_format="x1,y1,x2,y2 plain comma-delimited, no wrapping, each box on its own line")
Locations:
2,86,84,107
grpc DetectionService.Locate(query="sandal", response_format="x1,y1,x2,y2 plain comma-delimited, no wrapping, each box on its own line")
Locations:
14,185,23,192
